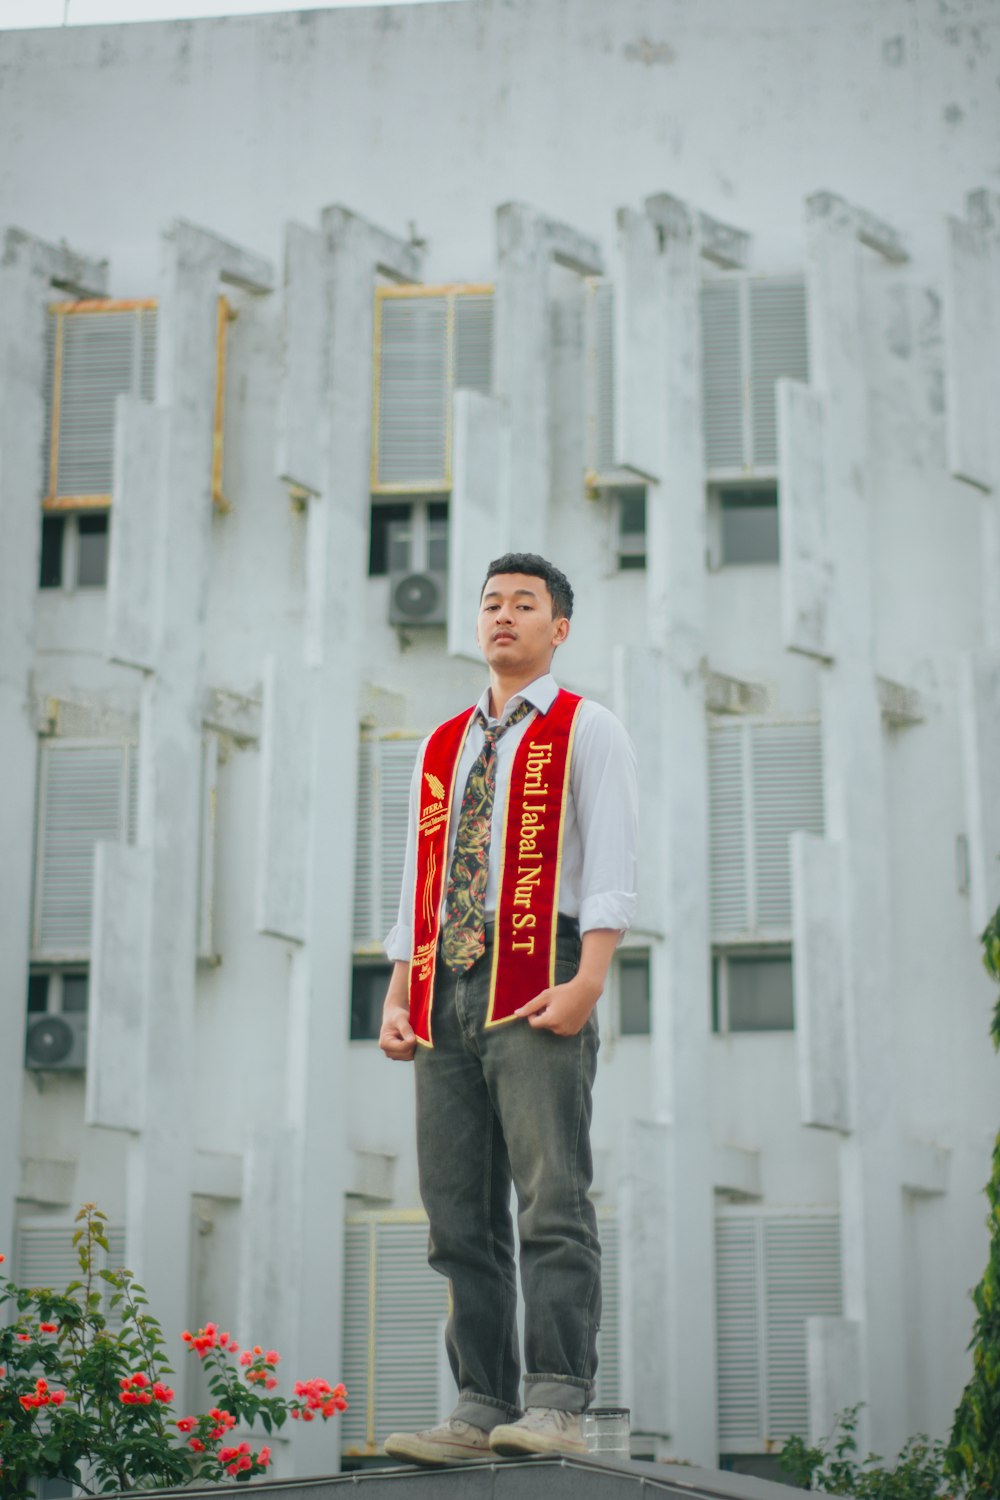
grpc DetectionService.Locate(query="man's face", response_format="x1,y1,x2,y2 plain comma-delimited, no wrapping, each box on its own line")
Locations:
475,572,570,675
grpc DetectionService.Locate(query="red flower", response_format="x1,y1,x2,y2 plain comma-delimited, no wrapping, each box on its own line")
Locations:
189,1438,205,1453
237,1456,252,1472
0,1253,6,1262
38,1322,58,1334
239,1350,252,1366
258,1447,271,1467
265,1350,279,1365
15,1333,30,1343
176,1417,196,1433
219,1331,230,1347
265,1377,278,1391
50,1390,66,1406
152,1381,174,1403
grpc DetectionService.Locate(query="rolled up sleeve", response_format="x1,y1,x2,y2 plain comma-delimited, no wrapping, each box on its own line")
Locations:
572,705,639,938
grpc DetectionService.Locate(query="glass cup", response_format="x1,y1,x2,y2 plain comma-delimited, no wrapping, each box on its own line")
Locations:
582,1406,631,1458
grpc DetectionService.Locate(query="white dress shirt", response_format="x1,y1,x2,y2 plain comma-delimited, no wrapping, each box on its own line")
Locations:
384,673,638,961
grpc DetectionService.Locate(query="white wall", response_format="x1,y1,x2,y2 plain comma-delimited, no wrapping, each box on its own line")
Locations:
1,0,997,1472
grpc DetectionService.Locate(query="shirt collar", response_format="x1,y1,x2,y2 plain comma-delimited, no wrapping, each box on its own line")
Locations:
476,673,559,725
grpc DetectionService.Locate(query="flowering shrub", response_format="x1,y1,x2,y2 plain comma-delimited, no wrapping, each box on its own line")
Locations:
0,1205,346,1497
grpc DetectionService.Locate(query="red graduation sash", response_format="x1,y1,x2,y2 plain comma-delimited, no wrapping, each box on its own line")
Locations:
409,689,583,1047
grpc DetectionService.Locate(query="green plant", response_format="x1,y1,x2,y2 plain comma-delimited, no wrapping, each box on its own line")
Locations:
946,901,1000,1497
0,1205,346,1497
780,1405,957,1497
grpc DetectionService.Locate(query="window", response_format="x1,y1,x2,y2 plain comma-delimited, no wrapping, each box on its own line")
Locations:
618,949,651,1035
43,301,157,508
616,489,647,571
13,1219,126,1324
709,484,779,567
76,513,110,586
38,511,111,591
39,516,65,588
707,721,824,942
43,295,232,513
353,736,422,951
715,1209,841,1452
32,742,138,959
372,285,493,493
369,499,449,577
351,962,391,1041
701,275,809,476
712,950,793,1034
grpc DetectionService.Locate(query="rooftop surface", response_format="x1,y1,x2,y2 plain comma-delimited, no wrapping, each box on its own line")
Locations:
153,1456,801,1500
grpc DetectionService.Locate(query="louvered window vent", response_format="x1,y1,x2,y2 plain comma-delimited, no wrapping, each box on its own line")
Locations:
32,742,138,960
43,301,157,509
701,275,809,475
716,1209,842,1451
353,736,422,951
708,720,824,942
372,285,493,493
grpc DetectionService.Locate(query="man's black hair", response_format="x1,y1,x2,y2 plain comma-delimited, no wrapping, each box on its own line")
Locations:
480,553,574,620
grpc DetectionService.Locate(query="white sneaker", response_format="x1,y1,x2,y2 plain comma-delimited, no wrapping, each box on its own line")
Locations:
488,1406,587,1457
383,1416,494,1466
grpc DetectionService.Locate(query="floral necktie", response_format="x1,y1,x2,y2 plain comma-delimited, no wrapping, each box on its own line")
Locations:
441,699,534,973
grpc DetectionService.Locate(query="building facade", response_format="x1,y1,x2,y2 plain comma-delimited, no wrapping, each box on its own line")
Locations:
1,0,999,1480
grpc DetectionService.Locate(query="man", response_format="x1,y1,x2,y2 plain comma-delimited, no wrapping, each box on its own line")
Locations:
379,552,638,1466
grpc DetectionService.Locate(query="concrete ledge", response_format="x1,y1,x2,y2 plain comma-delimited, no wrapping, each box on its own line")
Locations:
145,1455,803,1500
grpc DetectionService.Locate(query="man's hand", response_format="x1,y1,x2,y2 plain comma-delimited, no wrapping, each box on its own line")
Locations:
513,928,622,1036
514,974,602,1036
379,960,417,1061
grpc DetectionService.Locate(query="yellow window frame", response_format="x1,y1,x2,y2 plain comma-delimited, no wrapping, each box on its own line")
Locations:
43,295,235,513
370,282,494,496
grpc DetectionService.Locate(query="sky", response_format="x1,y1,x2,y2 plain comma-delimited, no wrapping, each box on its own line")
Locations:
0,0,463,26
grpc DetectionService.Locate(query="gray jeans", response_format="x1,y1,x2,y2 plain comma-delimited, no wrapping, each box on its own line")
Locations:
414,928,601,1431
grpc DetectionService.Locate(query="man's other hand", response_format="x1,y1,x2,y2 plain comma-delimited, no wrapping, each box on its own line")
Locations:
380,1005,418,1060
379,960,417,1060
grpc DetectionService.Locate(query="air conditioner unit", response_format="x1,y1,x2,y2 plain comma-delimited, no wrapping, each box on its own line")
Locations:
389,570,448,627
25,1013,88,1072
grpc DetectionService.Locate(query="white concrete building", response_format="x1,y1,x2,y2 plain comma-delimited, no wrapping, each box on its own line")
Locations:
1,0,998,1482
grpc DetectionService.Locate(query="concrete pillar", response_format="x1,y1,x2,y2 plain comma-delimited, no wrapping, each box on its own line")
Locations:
493,204,603,555
448,389,508,662
612,194,748,1464
0,228,107,1262
250,207,421,1473
88,220,274,1398
802,191,911,1457
943,190,1000,648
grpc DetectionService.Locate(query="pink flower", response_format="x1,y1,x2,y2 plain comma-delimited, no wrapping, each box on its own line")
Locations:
265,1376,278,1391
237,1456,252,1472
265,1350,279,1365
239,1350,252,1366
258,1447,272,1467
